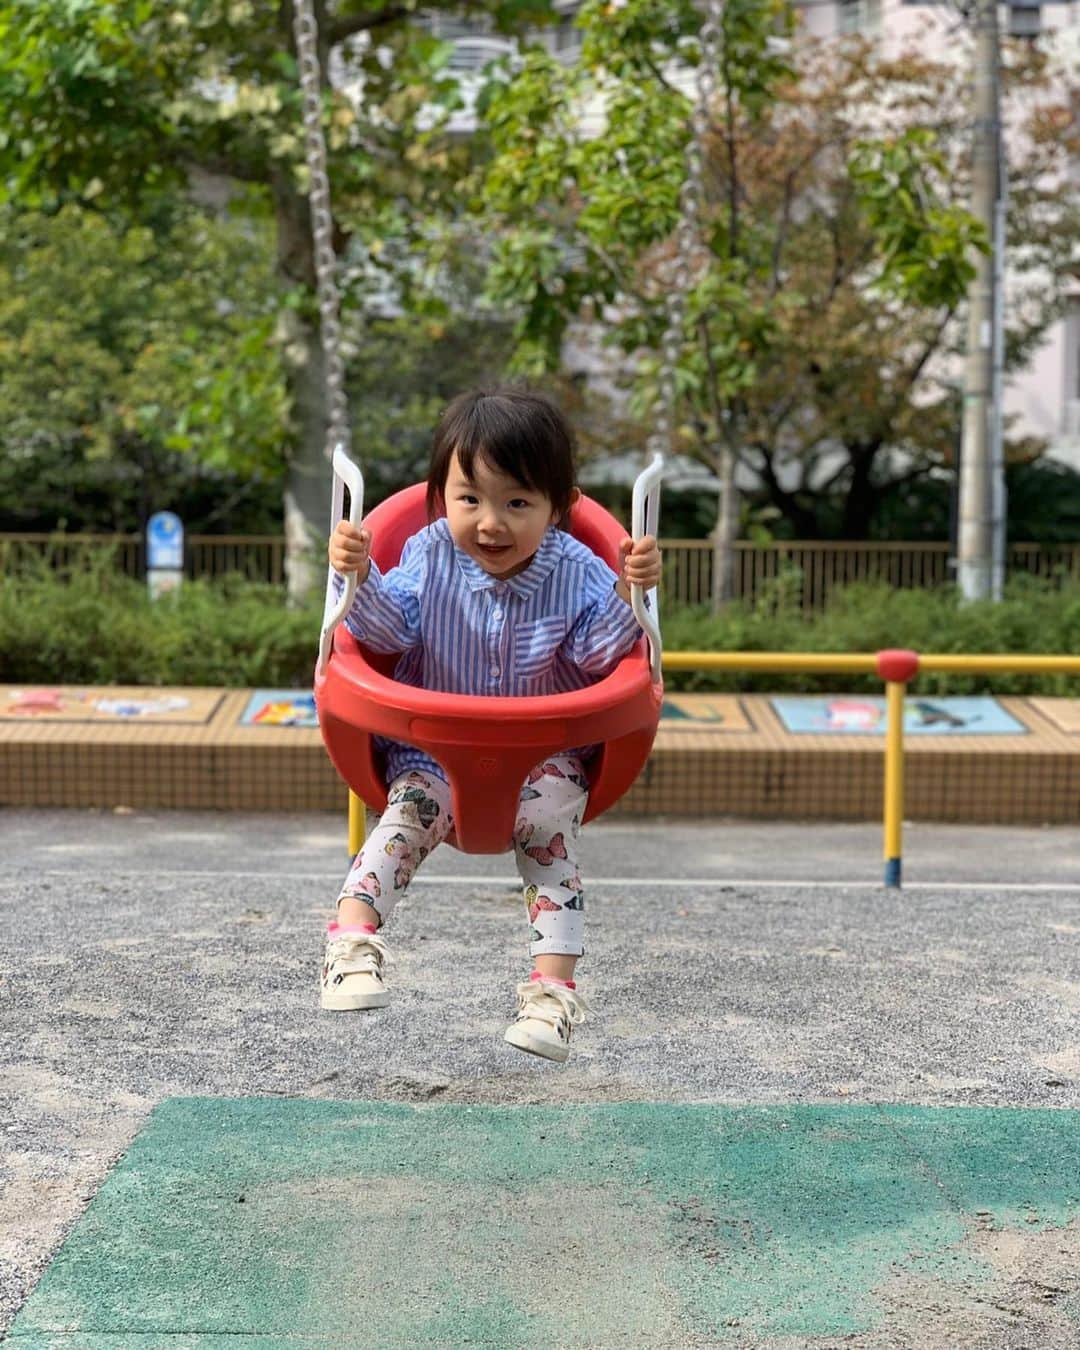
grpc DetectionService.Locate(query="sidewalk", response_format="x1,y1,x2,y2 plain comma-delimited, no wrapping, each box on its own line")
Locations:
2,811,1078,1346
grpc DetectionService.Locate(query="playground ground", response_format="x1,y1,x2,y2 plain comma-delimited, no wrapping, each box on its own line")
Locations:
1,809,1078,1347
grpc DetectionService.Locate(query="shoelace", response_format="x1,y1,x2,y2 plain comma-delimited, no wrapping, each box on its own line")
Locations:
514,979,589,1028
327,932,389,977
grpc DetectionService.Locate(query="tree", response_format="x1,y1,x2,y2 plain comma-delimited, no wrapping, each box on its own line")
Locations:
0,201,288,531
479,1,1078,601
0,196,519,532
0,0,560,593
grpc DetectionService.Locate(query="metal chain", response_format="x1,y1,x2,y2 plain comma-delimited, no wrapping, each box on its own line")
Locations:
291,0,717,464
652,2,723,458
291,0,350,459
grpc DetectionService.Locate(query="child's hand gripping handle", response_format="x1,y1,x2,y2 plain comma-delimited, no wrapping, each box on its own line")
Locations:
630,452,663,684
317,446,365,678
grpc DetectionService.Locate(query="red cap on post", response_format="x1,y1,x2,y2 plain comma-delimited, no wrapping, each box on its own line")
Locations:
876,648,920,684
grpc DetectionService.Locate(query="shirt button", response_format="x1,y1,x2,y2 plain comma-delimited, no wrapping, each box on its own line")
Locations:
491,667,500,678
492,608,503,620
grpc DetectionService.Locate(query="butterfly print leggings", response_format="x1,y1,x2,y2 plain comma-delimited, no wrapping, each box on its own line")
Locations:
336,754,589,957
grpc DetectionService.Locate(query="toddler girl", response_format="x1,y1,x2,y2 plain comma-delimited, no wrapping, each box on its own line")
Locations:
321,386,661,1062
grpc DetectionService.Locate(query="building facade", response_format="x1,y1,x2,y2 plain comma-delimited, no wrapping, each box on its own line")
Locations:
423,1,1079,468
795,1,1079,469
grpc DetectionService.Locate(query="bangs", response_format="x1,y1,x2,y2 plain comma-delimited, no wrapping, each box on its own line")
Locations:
427,388,575,519
451,422,542,497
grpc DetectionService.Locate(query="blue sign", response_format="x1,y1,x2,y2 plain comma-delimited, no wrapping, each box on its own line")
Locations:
239,690,319,728
147,512,184,570
771,695,1027,736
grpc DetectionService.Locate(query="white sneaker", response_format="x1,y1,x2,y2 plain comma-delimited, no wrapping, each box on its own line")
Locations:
504,977,589,1063
320,929,391,1011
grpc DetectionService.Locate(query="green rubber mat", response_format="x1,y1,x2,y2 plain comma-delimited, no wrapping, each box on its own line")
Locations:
10,1099,1080,1346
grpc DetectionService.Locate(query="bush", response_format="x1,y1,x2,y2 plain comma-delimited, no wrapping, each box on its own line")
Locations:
1,554,1077,696
663,575,1080,695
0,551,321,687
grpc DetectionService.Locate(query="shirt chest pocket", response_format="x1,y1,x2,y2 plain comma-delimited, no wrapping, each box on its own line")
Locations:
513,616,569,678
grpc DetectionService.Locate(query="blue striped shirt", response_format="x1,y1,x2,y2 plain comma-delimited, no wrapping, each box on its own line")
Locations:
341,518,641,783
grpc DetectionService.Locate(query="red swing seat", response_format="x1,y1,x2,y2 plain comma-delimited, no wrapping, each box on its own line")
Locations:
314,482,662,853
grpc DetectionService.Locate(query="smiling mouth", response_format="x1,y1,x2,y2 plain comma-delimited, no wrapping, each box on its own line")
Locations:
477,543,511,556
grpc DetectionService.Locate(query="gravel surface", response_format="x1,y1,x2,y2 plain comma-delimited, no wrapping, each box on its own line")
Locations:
1,809,1078,1345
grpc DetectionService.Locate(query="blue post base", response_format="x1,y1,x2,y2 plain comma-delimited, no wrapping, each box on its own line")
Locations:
884,857,902,889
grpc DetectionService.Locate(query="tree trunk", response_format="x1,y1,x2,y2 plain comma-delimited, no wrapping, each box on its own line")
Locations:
273,168,332,604
282,313,332,604
711,439,739,612
758,454,819,538
839,442,881,538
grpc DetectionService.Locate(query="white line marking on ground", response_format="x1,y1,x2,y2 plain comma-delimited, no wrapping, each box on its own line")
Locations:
29,869,1079,893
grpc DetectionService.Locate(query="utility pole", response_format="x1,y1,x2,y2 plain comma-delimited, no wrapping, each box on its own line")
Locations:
956,0,1002,602
990,141,1008,601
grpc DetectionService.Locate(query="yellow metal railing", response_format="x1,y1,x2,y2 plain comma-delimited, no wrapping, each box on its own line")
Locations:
663,649,1080,887
344,648,1079,885
347,788,366,856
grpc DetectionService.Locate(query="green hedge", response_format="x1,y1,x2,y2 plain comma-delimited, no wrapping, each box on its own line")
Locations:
1,553,1077,695
0,554,321,687
663,575,1080,695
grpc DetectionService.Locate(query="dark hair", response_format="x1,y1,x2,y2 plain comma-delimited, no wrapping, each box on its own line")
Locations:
426,386,576,520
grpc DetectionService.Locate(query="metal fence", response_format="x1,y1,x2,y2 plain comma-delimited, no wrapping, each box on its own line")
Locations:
0,533,287,586
662,539,1080,609
3,532,1078,610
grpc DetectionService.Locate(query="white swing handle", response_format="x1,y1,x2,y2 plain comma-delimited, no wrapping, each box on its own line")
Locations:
630,453,664,684
317,446,365,679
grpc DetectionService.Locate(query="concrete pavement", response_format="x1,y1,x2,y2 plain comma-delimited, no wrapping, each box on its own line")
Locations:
1,810,1078,1346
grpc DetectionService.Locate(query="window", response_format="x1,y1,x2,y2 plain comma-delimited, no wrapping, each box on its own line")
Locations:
838,0,882,35
552,18,584,58
419,15,492,41
1064,295,1080,438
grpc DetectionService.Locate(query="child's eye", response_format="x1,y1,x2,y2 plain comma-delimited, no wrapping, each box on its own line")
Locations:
508,499,530,510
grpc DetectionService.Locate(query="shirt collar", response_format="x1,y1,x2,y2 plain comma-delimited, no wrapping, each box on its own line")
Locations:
453,525,563,598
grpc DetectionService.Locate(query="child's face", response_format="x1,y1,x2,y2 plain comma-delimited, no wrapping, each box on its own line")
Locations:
443,451,560,580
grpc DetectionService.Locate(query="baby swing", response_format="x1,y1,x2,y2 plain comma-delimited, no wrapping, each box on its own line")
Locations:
294,0,717,852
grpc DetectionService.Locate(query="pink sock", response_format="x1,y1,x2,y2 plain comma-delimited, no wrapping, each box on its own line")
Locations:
530,970,576,990
328,921,379,937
